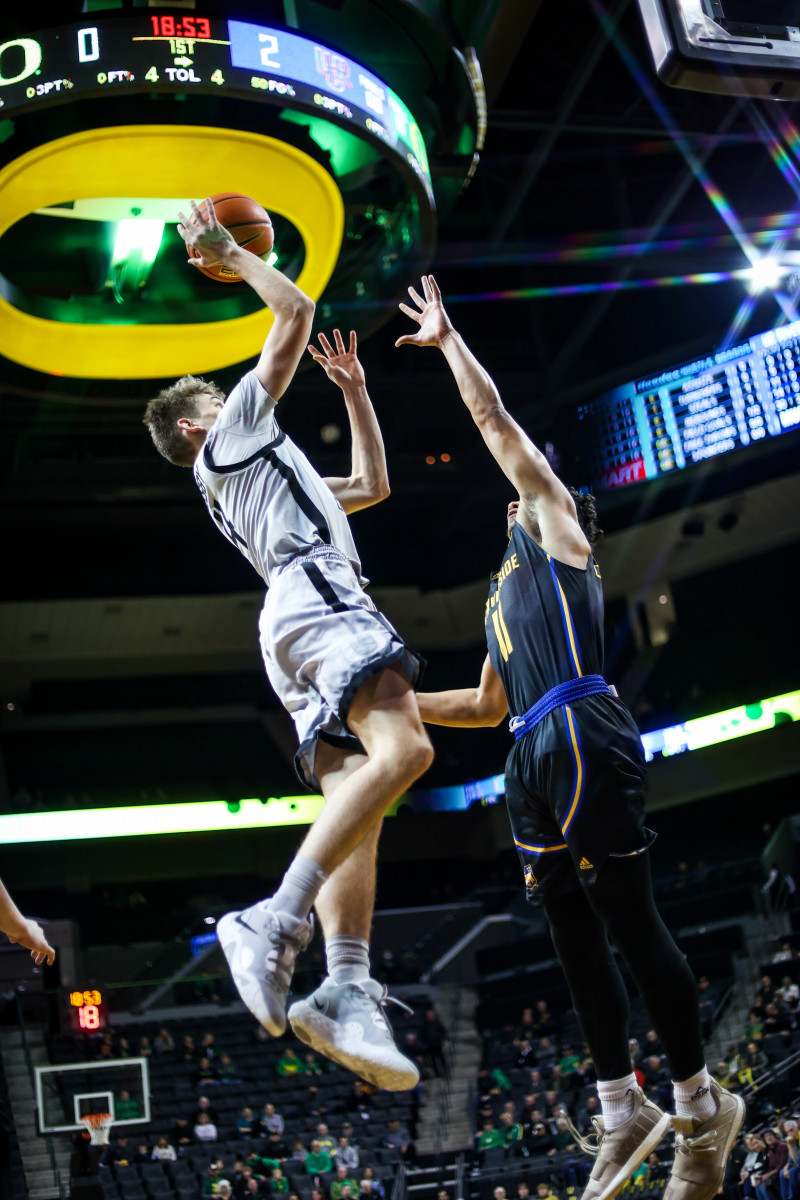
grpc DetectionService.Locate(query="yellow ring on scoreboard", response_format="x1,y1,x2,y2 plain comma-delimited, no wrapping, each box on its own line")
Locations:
0,125,344,378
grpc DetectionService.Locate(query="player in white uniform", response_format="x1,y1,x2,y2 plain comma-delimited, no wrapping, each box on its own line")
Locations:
143,200,433,1089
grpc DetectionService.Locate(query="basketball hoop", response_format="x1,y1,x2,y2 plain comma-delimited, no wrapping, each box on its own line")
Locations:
80,1113,113,1146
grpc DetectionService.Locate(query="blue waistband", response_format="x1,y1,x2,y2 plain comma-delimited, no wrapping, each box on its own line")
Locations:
509,674,612,741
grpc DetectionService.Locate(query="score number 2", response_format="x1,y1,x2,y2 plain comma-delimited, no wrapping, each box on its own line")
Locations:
259,33,280,69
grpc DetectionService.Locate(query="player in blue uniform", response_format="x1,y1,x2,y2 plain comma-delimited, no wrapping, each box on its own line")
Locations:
397,277,743,1200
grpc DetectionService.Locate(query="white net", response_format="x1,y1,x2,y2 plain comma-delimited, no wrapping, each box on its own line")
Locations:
80,1113,112,1145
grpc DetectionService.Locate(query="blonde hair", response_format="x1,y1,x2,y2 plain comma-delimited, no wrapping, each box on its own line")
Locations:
143,375,225,466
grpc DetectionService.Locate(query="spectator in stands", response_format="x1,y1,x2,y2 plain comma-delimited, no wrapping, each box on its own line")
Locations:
756,1129,789,1200
116,1036,132,1057
277,1048,302,1076
514,1007,536,1045
115,1090,141,1120
641,1055,670,1107
535,1183,560,1200
780,1124,800,1200
527,1119,554,1156
202,1161,227,1194
499,1111,522,1147
779,977,800,1009
403,1031,426,1079
288,1140,307,1164
739,1042,770,1084
330,1166,360,1200
333,1136,359,1173
260,1103,284,1137
194,1112,218,1143
138,1035,152,1058
741,1134,768,1198
196,1056,218,1087
383,1118,412,1160
173,1116,192,1147
574,1094,600,1135
773,944,797,964
218,1184,233,1200
237,1107,256,1138
764,1002,792,1034
643,1029,663,1056
551,1117,577,1155
746,1011,766,1040
361,1171,384,1200
493,1189,507,1200
559,1045,580,1074
515,1184,530,1200
244,1179,267,1200
517,1039,536,1070
350,1079,373,1115
133,1143,150,1164
264,1130,290,1160
305,1139,333,1175
537,1037,557,1068
309,1189,325,1200
181,1035,197,1062
151,1136,177,1161
302,1053,323,1076
267,1167,289,1196
217,1052,242,1083
421,1008,447,1076
315,1124,336,1156
201,1032,219,1059
245,1150,270,1181
108,1136,132,1167
194,1097,220,1126
154,1027,175,1054
476,1118,503,1153
534,999,552,1034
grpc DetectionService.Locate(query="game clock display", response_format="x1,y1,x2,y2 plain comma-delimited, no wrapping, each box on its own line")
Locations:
67,988,106,1032
0,15,432,201
576,318,800,491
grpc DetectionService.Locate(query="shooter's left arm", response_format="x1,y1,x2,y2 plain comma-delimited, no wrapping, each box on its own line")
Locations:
310,330,390,515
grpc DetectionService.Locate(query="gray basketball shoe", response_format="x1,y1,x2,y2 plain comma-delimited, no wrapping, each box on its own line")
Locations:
663,1080,745,1200
288,977,420,1091
217,903,313,1037
576,1088,671,1200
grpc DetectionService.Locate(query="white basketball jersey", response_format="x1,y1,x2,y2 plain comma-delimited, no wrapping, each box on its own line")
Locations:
193,371,364,587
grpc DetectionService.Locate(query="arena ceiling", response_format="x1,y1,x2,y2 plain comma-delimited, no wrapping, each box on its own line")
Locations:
2,0,799,608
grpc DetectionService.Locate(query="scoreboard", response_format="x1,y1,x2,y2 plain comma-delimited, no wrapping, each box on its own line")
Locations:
576,319,800,491
66,988,106,1032
0,16,432,200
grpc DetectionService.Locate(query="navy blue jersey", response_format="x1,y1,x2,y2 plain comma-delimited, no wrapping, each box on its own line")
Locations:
485,519,605,715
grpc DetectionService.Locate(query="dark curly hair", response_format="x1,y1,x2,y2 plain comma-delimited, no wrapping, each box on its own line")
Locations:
567,487,603,548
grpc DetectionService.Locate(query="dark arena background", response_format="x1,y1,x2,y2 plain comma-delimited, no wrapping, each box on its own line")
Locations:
1,1,800,1199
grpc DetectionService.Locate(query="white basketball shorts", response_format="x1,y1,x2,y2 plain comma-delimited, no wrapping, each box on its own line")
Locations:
259,546,424,790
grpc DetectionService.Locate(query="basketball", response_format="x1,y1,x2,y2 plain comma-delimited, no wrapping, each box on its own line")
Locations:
187,193,274,283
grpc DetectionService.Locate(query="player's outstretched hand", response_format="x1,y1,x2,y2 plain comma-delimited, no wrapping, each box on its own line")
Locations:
177,198,237,269
7,917,55,966
395,275,454,349
308,329,366,390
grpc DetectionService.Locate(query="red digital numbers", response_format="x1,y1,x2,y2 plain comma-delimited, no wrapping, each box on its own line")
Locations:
78,1005,100,1030
149,15,211,38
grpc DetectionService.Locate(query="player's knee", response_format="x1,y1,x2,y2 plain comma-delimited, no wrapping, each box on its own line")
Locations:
402,730,434,782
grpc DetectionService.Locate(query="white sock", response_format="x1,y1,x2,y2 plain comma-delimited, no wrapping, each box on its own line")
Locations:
326,935,370,984
597,1073,638,1130
268,855,327,922
673,1067,715,1121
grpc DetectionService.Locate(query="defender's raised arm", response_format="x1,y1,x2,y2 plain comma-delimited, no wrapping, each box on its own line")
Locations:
178,198,314,402
396,275,589,566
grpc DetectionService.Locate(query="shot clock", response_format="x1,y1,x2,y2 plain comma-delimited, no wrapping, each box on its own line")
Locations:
66,988,106,1032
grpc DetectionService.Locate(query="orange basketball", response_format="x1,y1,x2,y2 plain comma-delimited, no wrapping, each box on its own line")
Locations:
188,193,274,283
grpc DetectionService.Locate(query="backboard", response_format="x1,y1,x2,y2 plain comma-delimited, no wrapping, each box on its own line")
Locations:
34,1056,150,1134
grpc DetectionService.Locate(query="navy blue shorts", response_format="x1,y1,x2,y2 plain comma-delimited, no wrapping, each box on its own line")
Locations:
504,693,655,904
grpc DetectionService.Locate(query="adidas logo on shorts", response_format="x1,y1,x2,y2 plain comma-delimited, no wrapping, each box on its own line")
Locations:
579,857,594,870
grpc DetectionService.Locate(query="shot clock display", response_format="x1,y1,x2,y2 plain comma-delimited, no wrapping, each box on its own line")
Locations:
67,988,106,1032
0,16,432,201
576,317,800,491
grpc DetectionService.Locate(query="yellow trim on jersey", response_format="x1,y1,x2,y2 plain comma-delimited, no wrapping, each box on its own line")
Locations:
497,601,513,655
514,836,568,854
492,610,510,661
560,704,584,836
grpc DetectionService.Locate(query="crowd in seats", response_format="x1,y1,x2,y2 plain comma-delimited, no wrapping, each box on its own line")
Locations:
56,1002,441,1200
